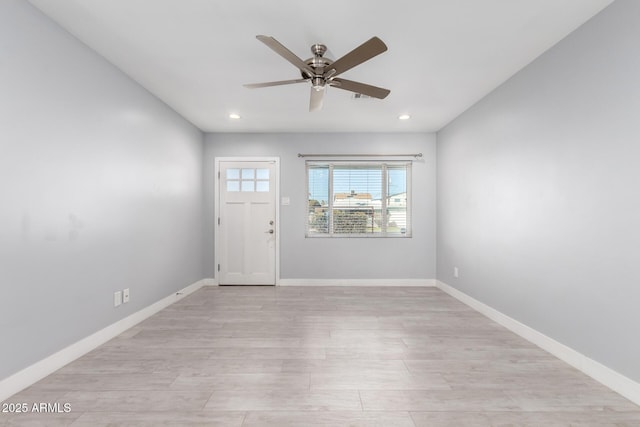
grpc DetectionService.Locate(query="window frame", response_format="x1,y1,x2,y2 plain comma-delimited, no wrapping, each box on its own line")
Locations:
305,160,412,238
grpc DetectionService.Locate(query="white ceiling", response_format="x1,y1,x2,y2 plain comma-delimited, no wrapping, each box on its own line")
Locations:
29,0,613,133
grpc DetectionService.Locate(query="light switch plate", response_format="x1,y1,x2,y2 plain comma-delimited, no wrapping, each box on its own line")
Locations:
281,196,290,206
114,291,122,307
123,288,130,303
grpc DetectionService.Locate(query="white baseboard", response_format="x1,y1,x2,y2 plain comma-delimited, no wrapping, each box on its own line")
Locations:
279,278,435,287
435,280,640,407
0,279,206,403
201,278,218,286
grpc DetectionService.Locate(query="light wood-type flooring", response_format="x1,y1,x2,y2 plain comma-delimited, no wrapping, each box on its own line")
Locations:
2,286,640,426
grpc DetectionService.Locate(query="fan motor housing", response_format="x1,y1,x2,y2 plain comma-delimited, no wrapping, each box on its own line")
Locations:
301,44,333,78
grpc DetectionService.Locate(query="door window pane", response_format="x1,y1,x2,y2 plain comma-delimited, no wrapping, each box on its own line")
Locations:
226,169,240,179
242,169,255,179
256,181,269,192
241,180,255,192
256,169,270,180
227,181,240,192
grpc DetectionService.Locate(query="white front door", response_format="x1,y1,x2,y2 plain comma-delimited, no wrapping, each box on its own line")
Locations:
218,160,277,285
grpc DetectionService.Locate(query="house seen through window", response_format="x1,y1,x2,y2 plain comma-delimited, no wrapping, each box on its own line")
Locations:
306,161,411,237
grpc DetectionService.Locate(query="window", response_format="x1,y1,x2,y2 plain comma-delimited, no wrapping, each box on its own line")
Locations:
226,168,270,192
306,161,411,237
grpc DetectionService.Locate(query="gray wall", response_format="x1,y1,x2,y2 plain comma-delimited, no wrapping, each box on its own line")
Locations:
204,133,436,280
437,0,640,382
0,1,204,380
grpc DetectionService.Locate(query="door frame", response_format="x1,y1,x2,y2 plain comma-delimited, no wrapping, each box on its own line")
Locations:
214,157,280,285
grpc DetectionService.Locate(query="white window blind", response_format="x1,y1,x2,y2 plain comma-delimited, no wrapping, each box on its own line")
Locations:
306,161,411,237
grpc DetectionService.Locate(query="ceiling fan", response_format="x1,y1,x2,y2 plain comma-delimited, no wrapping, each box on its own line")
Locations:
244,35,390,112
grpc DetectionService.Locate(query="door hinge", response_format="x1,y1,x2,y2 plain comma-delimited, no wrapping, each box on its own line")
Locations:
217,264,220,272
218,217,220,225
218,171,220,179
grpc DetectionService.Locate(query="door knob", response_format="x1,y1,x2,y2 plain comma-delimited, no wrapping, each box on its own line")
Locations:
267,229,274,234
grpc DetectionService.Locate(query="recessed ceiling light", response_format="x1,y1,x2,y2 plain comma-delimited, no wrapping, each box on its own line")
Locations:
398,114,411,120
228,113,241,119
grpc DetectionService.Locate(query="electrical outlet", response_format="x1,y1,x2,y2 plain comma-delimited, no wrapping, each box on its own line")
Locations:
114,291,122,307
123,288,130,303
454,267,459,278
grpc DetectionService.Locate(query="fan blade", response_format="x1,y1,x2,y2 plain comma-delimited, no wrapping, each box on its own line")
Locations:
256,35,315,78
324,37,387,78
330,78,390,99
309,87,325,112
244,78,309,89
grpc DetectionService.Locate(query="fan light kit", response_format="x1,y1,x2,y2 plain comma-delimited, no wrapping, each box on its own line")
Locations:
228,113,241,119
244,35,390,112
398,114,411,120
